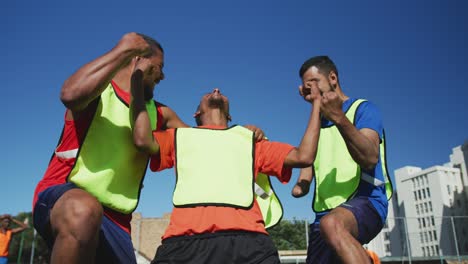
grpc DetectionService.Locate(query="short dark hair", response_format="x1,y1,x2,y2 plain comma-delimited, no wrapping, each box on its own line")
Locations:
137,33,164,53
299,56,338,79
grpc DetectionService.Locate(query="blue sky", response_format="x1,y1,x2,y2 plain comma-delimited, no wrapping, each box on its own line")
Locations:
1,0,467,221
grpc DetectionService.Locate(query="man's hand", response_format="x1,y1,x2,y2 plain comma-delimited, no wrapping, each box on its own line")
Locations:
321,91,344,123
244,125,265,141
132,56,155,83
117,32,153,58
299,82,321,103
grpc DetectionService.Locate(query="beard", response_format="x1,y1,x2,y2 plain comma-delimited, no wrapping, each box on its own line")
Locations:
208,97,225,108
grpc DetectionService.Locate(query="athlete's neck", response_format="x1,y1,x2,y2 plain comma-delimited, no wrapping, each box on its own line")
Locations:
112,70,131,93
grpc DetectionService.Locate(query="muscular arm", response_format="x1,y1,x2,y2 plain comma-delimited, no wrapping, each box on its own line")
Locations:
283,86,322,168
130,69,160,155
335,117,380,171
159,105,189,129
60,33,152,113
321,92,380,171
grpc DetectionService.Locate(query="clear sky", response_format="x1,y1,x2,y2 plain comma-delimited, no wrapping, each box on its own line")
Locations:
1,0,467,222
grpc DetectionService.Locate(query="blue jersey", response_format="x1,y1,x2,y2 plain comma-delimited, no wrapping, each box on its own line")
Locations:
315,98,388,224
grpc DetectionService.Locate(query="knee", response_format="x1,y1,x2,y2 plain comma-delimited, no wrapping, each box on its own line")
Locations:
68,196,103,228
319,214,344,245
52,193,103,237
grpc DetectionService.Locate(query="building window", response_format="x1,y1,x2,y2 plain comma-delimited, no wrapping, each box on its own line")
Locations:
431,216,435,226
385,244,391,253
429,231,433,241
447,185,451,195
420,232,424,243
433,231,437,240
384,232,389,240
418,218,421,228
425,203,428,213
435,245,439,254
422,189,426,199
418,190,422,200
429,201,432,212
414,191,418,201
422,247,426,256
417,178,420,187
427,188,431,197
422,218,426,227
416,204,419,214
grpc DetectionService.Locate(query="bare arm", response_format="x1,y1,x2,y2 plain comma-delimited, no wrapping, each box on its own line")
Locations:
321,92,379,171
292,166,314,198
61,32,152,113
130,65,161,155
10,217,28,234
160,105,189,129
283,84,322,168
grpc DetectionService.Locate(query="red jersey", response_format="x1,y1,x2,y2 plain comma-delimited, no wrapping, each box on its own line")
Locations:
150,126,294,239
33,81,164,234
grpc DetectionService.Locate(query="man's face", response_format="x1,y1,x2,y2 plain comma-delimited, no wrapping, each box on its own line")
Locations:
301,66,334,94
196,88,230,120
142,46,165,100
1,218,9,228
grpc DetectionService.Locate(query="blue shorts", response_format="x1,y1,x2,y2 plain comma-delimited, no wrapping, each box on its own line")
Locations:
306,197,384,264
33,183,136,264
0,257,8,264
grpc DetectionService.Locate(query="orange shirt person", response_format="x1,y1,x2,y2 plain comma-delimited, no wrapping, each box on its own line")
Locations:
130,59,322,264
0,215,28,264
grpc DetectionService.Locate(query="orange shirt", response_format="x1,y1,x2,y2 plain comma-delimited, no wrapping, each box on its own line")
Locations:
150,126,294,239
0,230,12,257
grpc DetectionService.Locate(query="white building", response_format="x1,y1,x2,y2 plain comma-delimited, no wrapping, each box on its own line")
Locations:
367,141,468,259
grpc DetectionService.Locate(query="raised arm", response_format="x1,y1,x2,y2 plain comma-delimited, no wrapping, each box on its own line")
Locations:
60,32,152,113
283,83,322,168
321,92,380,171
130,57,161,155
8,216,29,234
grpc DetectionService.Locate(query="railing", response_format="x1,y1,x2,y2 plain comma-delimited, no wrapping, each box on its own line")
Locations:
272,216,468,263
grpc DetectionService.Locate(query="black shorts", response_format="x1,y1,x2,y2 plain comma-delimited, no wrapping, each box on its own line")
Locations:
152,231,280,264
33,183,136,264
306,197,384,264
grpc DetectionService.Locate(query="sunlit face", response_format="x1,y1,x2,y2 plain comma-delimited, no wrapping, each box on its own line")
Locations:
301,66,335,94
195,88,231,123
142,46,165,100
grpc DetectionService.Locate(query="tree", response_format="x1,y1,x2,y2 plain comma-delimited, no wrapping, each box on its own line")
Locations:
268,219,308,250
7,212,49,264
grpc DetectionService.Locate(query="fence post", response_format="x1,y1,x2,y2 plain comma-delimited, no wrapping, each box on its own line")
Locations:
450,216,461,263
401,217,412,264
29,229,37,264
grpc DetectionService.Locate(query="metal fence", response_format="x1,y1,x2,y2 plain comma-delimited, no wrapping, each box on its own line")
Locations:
274,216,468,263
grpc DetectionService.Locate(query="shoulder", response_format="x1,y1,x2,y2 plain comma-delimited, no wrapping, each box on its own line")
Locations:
355,99,381,115
353,99,383,136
